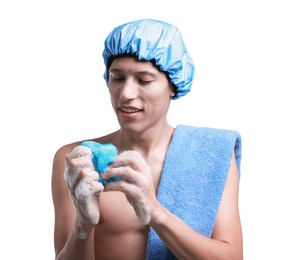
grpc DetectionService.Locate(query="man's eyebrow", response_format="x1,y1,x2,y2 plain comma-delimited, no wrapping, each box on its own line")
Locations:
109,68,157,77
109,68,122,73
135,71,157,77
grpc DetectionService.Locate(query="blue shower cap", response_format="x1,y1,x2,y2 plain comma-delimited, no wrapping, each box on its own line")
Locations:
102,19,195,99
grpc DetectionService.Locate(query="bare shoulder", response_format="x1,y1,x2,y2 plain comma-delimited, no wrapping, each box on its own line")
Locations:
52,131,119,175
53,141,81,164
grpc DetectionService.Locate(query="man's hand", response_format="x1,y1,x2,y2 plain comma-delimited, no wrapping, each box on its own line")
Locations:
64,146,104,239
102,150,159,225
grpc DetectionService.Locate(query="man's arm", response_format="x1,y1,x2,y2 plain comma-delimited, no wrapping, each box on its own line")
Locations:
150,151,243,259
51,145,96,260
103,150,243,259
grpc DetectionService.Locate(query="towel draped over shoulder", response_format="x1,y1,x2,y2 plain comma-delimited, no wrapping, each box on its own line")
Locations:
146,124,242,259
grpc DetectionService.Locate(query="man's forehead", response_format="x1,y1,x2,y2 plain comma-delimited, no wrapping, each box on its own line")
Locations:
109,57,159,75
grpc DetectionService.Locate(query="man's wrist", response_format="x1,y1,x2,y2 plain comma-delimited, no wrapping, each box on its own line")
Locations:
149,204,168,228
74,213,96,240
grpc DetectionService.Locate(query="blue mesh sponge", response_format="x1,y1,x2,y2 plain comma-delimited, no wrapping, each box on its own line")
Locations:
102,18,195,100
81,141,120,185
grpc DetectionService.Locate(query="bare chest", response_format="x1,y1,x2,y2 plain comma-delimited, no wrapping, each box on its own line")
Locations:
94,192,149,259
93,163,163,259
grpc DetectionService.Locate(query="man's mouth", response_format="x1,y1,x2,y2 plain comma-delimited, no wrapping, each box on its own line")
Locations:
120,108,142,113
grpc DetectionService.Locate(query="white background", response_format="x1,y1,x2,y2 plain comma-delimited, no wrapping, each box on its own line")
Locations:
0,0,290,259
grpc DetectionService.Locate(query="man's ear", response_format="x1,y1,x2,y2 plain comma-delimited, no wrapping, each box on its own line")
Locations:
169,82,177,98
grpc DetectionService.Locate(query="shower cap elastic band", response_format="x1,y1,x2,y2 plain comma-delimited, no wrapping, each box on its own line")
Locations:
102,19,195,99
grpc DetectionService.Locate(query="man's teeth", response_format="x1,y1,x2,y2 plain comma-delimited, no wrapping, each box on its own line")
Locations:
121,108,139,113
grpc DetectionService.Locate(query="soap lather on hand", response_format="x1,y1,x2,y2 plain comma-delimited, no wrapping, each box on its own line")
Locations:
81,141,121,185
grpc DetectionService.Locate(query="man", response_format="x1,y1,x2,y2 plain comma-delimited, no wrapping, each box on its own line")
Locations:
52,19,243,259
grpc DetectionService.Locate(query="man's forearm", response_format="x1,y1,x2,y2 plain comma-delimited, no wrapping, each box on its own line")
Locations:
56,223,95,260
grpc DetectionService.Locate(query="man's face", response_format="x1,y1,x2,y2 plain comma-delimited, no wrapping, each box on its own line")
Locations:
108,57,175,133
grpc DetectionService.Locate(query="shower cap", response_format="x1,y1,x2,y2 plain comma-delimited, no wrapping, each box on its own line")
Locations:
102,19,195,99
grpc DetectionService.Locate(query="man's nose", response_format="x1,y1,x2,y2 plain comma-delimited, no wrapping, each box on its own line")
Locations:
119,78,138,101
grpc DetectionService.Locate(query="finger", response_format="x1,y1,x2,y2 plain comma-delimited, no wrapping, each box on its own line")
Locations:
80,168,100,182
111,151,150,173
65,146,92,165
74,175,104,203
64,157,95,190
102,166,141,183
74,174,104,226
104,180,150,202
104,180,142,195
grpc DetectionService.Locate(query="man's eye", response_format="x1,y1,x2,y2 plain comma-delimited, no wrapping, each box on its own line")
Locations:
111,77,124,82
138,79,152,85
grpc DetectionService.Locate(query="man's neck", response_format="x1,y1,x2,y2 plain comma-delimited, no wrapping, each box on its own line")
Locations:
113,123,175,159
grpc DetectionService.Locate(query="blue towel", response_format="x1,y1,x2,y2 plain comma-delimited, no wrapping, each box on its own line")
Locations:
146,124,242,259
